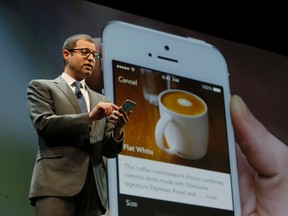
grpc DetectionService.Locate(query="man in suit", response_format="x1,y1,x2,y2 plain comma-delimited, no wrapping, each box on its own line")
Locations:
27,34,130,216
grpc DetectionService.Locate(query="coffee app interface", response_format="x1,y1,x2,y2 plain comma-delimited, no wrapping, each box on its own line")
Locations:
112,60,235,215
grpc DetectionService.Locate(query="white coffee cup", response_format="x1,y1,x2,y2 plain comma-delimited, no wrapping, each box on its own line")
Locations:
155,89,209,160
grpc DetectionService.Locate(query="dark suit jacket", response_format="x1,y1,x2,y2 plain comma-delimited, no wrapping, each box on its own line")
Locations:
27,75,123,209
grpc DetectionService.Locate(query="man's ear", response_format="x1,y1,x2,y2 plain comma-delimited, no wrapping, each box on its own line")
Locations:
63,49,70,62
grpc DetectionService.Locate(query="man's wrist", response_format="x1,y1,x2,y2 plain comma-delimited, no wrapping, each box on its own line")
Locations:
112,129,124,141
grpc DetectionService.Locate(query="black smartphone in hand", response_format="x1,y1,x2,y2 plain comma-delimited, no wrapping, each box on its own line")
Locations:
121,99,136,113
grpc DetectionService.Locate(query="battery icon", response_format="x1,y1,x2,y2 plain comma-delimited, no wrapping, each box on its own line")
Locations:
213,87,221,93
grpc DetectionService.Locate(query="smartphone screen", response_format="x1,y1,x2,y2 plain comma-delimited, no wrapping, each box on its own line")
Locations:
108,59,236,216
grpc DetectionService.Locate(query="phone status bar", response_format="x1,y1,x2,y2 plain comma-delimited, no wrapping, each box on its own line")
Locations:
202,84,221,93
116,64,135,72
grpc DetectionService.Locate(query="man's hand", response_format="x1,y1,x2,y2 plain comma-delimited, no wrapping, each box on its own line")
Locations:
89,102,119,122
108,106,130,140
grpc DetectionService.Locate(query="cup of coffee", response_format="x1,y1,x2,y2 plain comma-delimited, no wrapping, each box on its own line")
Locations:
155,89,209,160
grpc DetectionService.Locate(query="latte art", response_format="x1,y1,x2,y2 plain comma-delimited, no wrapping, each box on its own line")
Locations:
161,91,206,116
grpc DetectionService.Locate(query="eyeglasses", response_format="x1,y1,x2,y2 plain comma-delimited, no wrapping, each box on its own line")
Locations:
68,48,101,60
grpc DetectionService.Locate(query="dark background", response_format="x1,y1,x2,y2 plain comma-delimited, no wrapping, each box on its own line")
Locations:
88,0,288,57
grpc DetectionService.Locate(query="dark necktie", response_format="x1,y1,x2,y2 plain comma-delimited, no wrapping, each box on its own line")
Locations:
74,81,88,113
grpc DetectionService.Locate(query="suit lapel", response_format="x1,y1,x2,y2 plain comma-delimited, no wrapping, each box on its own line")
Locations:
54,76,82,113
87,87,99,109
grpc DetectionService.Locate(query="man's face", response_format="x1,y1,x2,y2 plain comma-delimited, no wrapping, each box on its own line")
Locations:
64,39,97,80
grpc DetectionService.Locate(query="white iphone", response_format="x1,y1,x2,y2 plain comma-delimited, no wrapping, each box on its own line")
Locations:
102,21,241,216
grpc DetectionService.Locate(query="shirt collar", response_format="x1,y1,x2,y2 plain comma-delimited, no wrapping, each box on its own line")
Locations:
61,72,86,89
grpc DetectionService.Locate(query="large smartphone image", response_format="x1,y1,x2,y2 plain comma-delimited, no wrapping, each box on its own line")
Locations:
102,21,241,216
